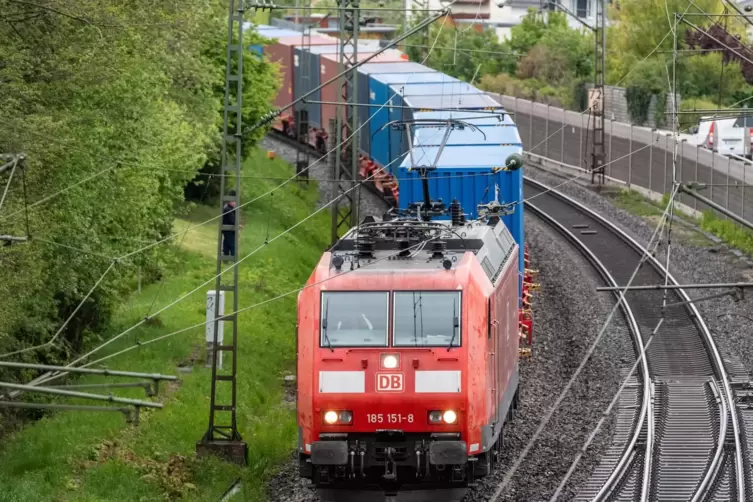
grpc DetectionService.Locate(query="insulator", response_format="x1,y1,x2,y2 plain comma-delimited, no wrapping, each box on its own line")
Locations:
398,240,411,257
450,199,464,226
431,240,446,259
356,235,375,258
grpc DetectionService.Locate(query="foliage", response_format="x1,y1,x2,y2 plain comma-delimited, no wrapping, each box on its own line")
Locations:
622,58,667,126
700,210,753,256
678,97,718,130
605,0,732,85
403,19,510,82
625,85,655,125
678,53,749,105
0,1,278,376
0,151,332,500
403,7,593,109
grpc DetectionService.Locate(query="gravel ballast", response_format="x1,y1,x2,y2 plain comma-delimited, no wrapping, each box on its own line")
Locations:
262,135,753,501
262,135,637,500
266,216,635,502
523,166,753,383
262,136,389,220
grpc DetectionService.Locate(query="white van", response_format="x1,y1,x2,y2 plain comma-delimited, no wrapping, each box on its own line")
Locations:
718,115,753,159
690,117,715,150
690,116,752,158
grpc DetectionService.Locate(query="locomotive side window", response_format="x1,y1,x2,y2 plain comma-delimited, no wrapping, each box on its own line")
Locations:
320,292,389,347
392,292,461,347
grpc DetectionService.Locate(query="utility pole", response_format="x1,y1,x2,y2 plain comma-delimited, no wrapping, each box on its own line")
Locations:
590,0,606,185
541,0,605,185
196,0,248,466
331,0,360,244
295,14,312,180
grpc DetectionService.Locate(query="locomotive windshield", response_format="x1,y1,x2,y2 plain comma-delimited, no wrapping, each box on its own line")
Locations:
320,292,389,347
393,292,461,347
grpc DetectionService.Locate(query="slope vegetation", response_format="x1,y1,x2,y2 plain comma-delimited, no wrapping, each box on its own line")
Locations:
0,150,328,501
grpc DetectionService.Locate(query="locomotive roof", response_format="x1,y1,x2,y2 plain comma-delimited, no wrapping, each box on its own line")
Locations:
328,217,517,283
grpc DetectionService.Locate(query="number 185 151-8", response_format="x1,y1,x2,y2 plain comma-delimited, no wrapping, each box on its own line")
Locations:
367,413,414,424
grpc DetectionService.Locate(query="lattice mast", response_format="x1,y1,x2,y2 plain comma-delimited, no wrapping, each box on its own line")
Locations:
331,0,360,244
295,8,312,175
590,0,606,185
196,0,248,465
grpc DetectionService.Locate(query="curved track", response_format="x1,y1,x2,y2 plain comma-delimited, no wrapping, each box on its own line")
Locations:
523,177,747,501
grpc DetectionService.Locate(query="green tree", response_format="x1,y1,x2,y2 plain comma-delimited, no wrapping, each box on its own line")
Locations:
0,0,279,369
606,0,738,85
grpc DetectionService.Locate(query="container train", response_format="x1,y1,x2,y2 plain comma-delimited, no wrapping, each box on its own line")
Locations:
253,23,536,497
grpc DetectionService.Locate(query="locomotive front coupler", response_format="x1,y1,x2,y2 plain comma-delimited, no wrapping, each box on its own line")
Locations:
382,446,398,482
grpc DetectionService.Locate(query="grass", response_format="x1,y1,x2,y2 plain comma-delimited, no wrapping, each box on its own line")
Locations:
0,148,330,502
605,188,753,253
700,211,753,256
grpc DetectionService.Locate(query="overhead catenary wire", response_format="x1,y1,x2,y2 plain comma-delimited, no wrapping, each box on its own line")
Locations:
33,224,451,383
488,182,682,501
0,156,20,212
548,314,666,500
1,18,453,388
22,144,415,388
0,260,117,359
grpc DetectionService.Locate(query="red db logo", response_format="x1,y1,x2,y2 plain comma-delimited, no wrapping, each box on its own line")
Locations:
377,373,404,392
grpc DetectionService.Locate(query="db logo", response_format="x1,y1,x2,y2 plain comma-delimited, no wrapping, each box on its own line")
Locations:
376,373,403,392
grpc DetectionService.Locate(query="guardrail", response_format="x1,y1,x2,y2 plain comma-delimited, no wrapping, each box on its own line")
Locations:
488,93,752,226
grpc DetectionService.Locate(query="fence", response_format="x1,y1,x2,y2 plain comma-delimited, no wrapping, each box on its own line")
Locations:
487,93,753,226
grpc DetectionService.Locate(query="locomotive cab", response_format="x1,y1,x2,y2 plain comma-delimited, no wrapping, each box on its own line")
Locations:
296,217,521,494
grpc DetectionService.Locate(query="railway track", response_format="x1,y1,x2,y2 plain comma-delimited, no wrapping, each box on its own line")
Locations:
523,177,748,501
264,131,749,500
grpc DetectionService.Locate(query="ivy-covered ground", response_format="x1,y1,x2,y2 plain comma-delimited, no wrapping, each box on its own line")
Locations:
0,150,328,502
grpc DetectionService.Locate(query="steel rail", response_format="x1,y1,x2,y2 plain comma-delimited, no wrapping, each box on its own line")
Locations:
523,191,653,501
523,175,745,501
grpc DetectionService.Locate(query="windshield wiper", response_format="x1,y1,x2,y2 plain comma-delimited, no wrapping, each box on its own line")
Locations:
322,299,334,352
447,297,459,351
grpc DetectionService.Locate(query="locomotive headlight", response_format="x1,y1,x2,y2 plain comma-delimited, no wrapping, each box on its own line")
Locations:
381,354,399,369
443,410,457,424
428,410,458,424
323,410,353,425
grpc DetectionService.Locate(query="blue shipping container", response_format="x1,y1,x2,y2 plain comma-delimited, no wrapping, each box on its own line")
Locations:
412,123,522,148
395,81,484,98
397,144,524,284
357,62,435,160
369,72,462,168
412,110,514,126
403,93,500,111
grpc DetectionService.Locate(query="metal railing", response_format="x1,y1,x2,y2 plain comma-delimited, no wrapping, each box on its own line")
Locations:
490,93,753,226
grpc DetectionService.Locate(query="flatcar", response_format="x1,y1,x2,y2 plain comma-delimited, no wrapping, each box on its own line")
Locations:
296,207,521,496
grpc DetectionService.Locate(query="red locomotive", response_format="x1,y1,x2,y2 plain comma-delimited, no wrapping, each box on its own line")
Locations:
296,205,521,497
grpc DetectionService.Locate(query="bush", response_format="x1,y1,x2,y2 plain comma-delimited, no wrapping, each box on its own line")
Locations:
678,97,719,131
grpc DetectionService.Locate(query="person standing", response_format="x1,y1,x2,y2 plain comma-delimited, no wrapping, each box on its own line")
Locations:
222,189,237,257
